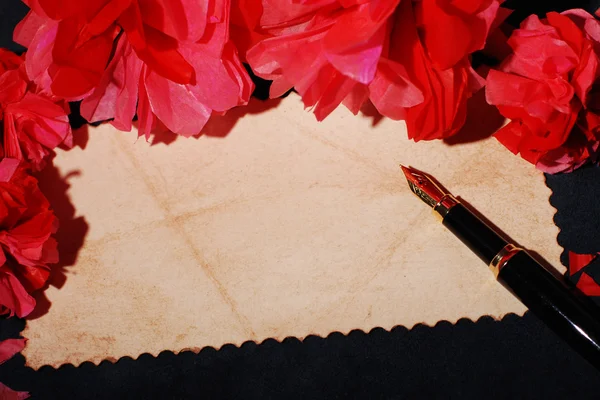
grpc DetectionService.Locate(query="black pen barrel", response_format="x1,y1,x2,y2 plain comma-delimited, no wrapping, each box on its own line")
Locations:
442,203,600,370
498,251,600,370
442,204,508,265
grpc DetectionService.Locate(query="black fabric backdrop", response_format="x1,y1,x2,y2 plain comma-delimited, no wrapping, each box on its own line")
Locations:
1,1,600,398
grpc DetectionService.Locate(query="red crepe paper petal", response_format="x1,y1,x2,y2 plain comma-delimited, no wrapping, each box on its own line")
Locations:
577,272,600,297
230,0,266,60
342,84,369,115
0,70,27,105
22,20,57,94
144,71,211,137
49,16,117,99
0,338,26,365
0,382,29,400
416,0,501,70
13,11,45,49
136,67,155,139
569,251,597,275
0,268,36,318
81,38,143,132
37,0,88,20
140,0,209,43
119,2,195,85
0,159,20,183
322,0,398,83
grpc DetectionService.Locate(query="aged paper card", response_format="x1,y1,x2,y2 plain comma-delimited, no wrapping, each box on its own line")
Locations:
23,94,561,368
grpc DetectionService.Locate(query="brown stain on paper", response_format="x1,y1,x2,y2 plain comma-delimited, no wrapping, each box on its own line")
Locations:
22,94,562,368
113,133,257,339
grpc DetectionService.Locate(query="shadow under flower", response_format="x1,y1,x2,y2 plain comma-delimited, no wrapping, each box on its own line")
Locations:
26,161,89,320
443,90,506,146
139,96,285,146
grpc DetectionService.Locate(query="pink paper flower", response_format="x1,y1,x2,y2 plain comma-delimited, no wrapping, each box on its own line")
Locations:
486,10,600,173
80,9,253,138
0,49,72,171
0,158,58,318
15,0,254,137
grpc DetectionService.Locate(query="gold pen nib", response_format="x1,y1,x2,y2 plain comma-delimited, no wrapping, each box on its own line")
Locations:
400,165,451,209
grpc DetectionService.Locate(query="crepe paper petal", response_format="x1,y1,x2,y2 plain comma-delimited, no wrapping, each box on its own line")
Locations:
569,251,597,275
0,382,29,400
0,50,23,76
0,159,20,183
230,0,266,60
144,71,212,137
577,272,600,297
21,18,58,94
49,16,118,99
572,43,599,106
13,11,46,49
322,0,398,83
81,38,143,131
136,67,155,139
140,0,209,43
75,0,132,47
311,70,360,121
324,19,387,84
0,70,27,106
0,338,26,365
367,58,422,120
258,0,337,28
342,84,369,115
221,41,255,105
0,268,36,318
180,44,247,112
119,2,195,85
416,0,501,70
37,0,89,20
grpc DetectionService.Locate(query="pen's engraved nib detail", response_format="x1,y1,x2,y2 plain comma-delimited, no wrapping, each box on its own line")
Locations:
400,165,449,208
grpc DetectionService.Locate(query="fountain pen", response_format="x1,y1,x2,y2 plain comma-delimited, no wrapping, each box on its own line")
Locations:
401,165,600,371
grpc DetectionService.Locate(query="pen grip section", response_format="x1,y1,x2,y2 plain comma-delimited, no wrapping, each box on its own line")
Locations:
442,204,508,265
498,252,600,370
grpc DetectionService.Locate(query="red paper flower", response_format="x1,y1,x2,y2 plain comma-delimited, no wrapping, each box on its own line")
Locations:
486,10,600,173
79,0,253,137
243,0,503,140
0,158,58,318
0,49,72,171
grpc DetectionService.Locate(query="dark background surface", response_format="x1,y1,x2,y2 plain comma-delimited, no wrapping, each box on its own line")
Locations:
2,1,600,398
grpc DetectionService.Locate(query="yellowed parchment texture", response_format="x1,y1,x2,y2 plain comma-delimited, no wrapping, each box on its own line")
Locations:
23,93,562,368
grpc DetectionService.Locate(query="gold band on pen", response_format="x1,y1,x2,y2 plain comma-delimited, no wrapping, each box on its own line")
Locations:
433,194,459,221
489,244,523,278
